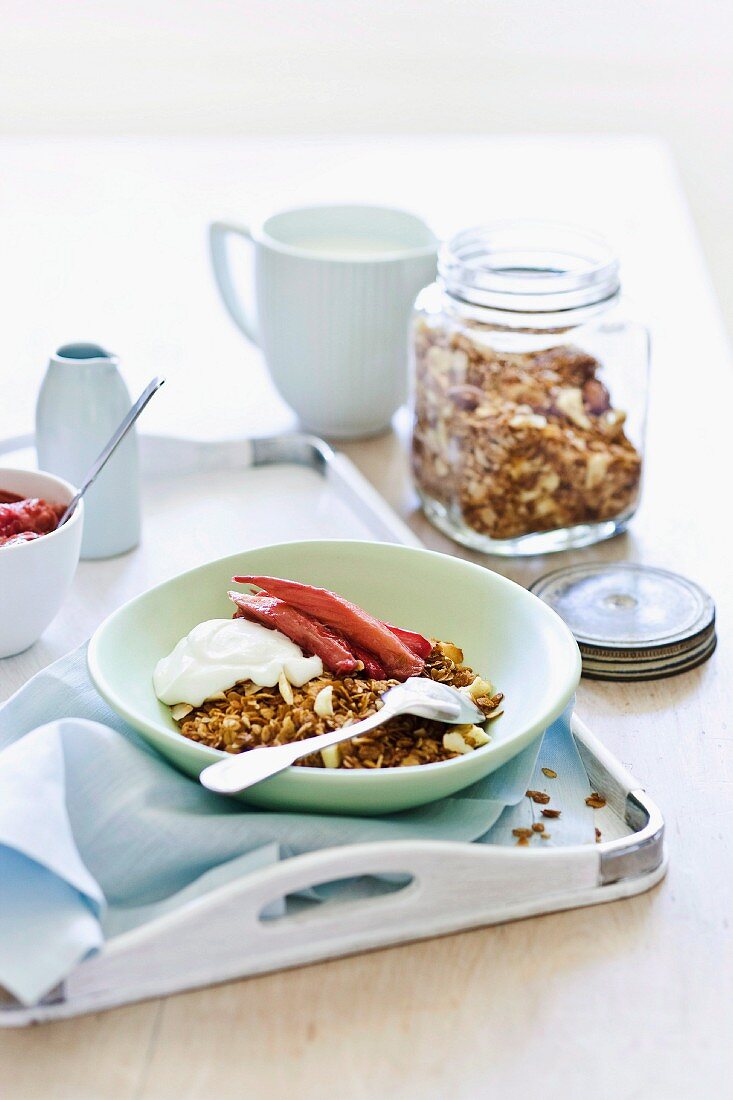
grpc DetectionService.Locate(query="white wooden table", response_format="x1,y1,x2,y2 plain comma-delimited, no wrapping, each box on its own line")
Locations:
0,137,730,1099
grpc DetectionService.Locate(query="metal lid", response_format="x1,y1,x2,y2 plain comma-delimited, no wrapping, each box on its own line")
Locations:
530,563,716,681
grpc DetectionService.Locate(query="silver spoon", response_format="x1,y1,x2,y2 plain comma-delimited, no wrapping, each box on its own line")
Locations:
57,376,165,527
199,677,486,795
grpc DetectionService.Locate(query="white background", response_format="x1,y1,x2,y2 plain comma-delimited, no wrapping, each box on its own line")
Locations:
1,9,733,1092
0,0,731,334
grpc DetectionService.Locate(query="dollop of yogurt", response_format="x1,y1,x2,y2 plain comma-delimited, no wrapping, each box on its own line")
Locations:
153,618,323,706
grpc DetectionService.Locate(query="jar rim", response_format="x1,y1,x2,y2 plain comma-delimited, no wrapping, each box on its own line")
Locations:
438,221,620,313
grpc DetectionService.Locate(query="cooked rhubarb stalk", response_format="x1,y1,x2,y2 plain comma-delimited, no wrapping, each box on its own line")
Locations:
233,592,387,679
384,624,433,659
347,642,387,680
232,576,424,680
228,592,359,676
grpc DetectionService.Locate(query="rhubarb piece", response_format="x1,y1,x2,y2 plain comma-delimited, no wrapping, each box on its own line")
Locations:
384,624,432,659
228,592,359,676
232,594,371,676
347,643,387,679
233,575,424,680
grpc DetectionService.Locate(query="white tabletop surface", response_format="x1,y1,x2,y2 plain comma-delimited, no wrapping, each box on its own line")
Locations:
0,136,730,1099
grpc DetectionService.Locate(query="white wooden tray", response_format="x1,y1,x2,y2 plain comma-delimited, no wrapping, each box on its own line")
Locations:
0,433,666,1025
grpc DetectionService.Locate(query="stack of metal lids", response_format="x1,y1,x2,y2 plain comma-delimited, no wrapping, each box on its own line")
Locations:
530,562,716,681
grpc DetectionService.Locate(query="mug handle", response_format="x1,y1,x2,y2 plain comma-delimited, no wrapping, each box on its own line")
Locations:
209,221,259,344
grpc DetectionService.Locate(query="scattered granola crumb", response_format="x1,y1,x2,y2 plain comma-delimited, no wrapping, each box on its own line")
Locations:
526,789,551,804
586,792,607,809
512,828,533,839
532,822,545,833
541,808,561,819
541,767,558,779
595,827,602,843
541,832,551,840
516,837,530,847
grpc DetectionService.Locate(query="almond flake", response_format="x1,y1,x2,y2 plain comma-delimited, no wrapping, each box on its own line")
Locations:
278,672,294,705
320,744,341,769
170,703,193,721
314,684,335,718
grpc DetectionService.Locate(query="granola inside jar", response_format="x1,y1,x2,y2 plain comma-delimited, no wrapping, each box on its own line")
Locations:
411,223,648,555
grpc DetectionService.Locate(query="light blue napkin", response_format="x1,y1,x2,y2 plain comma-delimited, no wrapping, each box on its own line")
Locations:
0,645,591,1007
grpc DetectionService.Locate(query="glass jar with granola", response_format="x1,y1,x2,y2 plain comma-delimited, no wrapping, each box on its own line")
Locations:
411,222,648,555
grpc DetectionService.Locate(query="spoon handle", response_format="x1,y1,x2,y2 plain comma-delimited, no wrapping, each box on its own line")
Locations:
57,376,165,526
199,705,397,795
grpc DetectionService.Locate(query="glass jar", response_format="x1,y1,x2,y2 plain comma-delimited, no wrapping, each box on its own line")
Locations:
410,222,649,555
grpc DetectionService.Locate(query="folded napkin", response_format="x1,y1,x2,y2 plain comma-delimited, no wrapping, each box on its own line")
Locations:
0,645,592,1007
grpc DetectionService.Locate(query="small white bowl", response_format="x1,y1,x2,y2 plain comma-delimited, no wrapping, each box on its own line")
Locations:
0,468,84,658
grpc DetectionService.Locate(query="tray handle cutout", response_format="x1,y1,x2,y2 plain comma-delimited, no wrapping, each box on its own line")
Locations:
258,871,415,925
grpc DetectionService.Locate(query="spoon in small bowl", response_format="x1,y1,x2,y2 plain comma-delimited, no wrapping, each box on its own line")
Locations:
199,676,487,795
56,377,165,527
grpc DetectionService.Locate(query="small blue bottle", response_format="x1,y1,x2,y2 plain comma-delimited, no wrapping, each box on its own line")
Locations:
36,343,141,559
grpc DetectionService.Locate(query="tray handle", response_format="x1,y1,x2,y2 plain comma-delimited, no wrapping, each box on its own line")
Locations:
59,839,600,1012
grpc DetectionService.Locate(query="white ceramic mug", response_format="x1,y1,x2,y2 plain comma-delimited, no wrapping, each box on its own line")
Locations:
210,204,438,438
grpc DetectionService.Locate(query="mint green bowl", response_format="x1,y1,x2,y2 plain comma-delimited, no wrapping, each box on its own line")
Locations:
88,540,581,815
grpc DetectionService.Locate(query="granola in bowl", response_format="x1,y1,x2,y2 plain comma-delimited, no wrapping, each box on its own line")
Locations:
154,576,503,770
